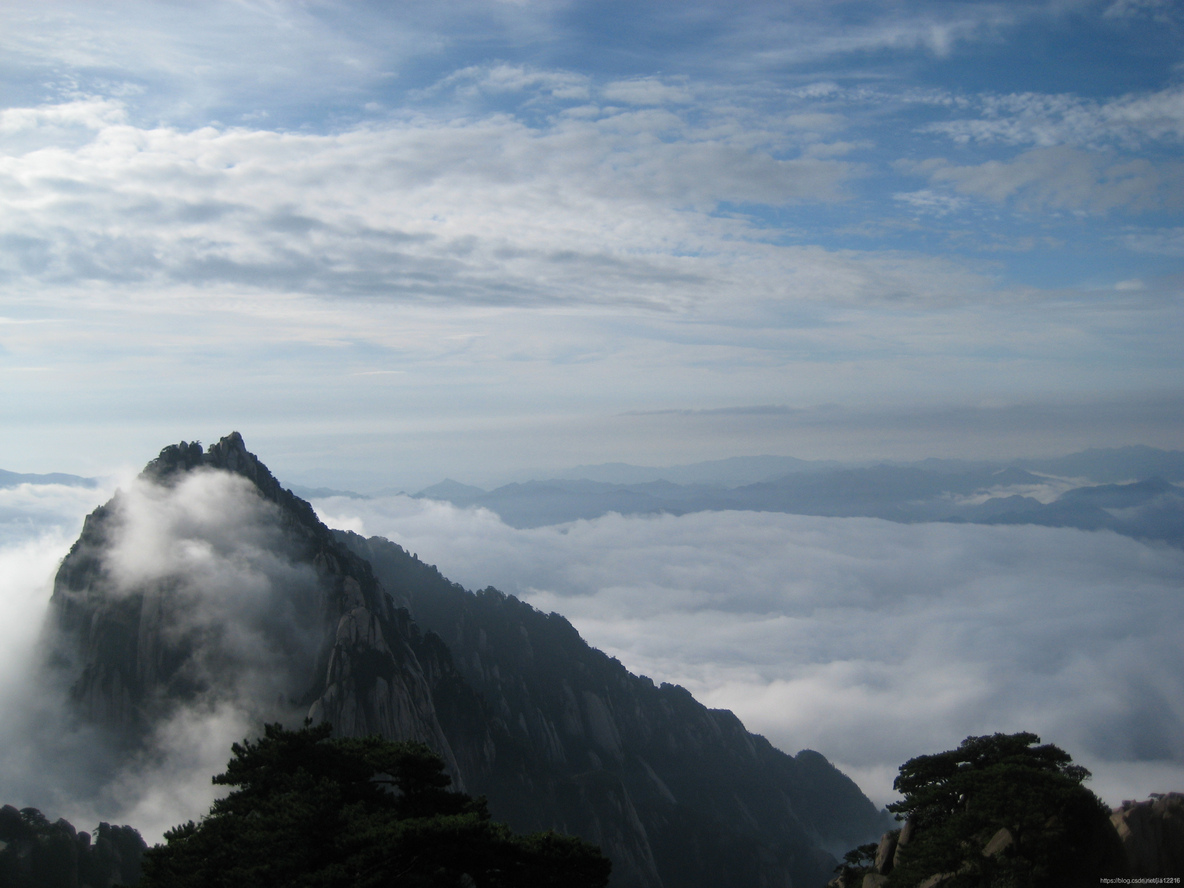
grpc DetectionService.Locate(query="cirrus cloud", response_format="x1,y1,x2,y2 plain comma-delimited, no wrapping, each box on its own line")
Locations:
910,146,1184,214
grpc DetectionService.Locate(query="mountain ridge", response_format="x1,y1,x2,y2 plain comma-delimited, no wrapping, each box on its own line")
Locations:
396,457,1184,546
43,432,888,888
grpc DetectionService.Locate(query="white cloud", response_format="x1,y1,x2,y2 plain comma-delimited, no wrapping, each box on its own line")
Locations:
892,189,966,215
0,97,127,134
1103,0,1183,22
95,470,326,703
1123,226,1184,256
0,532,75,705
0,480,113,546
736,9,1011,67
314,495,1184,808
602,78,693,106
914,146,1184,214
0,1,432,125
0,95,1009,317
904,85,1184,217
432,64,591,100
925,86,1184,149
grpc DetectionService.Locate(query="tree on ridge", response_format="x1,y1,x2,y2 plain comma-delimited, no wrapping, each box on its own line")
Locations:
140,721,611,888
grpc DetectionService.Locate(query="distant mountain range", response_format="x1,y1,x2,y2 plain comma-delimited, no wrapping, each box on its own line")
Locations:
559,446,1184,487
0,469,98,488
554,455,845,486
9,447,1181,547
394,448,1184,547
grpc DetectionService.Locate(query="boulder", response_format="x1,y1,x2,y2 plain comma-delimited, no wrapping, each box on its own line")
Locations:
873,829,898,873
982,827,1014,858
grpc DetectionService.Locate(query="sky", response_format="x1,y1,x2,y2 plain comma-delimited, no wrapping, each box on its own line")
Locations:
0,0,1182,489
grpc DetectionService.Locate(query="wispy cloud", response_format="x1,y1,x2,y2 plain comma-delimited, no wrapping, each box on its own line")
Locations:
429,64,592,101
720,4,1020,68
1123,226,1184,256
624,404,803,417
908,147,1184,214
0,95,877,309
924,86,1184,150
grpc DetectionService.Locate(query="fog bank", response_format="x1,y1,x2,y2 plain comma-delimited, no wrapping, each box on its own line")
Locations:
1,477,1177,839
314,494,1184,807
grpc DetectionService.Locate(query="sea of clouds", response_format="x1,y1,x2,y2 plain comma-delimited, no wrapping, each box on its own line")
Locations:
313,493,1184,809
1,478,1181,841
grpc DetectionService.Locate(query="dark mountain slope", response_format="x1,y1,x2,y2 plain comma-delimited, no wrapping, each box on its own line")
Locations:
46,433,887,888
342,531,889,886
48,433,464,772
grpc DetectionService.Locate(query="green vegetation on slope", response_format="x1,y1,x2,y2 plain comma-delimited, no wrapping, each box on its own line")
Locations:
140,722,610,888
833,732,1127,888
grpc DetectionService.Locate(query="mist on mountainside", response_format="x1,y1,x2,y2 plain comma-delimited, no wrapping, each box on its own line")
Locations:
1,443,1182,849
0,468,331,843
312,449,1184,808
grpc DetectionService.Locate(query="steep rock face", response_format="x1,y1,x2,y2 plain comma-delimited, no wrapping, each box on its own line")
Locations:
47,433,461,777
48,433,889,888
1111,794,1184,877
342,531,891,888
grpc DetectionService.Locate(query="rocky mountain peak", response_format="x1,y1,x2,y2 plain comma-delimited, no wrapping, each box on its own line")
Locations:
45,432,890,888
47,433,451,759
140,432,319,530
144,432,272,493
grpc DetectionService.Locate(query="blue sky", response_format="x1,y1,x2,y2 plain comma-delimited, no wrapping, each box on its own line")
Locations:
1,0,1182,488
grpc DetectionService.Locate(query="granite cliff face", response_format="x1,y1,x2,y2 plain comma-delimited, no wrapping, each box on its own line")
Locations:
48,433,461,776
46,433,888,888
1111,793,1184,877
344,531,889,888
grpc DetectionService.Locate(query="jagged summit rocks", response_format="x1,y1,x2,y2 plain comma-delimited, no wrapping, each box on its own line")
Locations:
46,433,889,888
142,433,318,523
49,432,458,770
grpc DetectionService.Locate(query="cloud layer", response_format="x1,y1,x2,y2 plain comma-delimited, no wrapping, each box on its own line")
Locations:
2,463,1181,837
314,493,1184,807
1,2,1181,480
